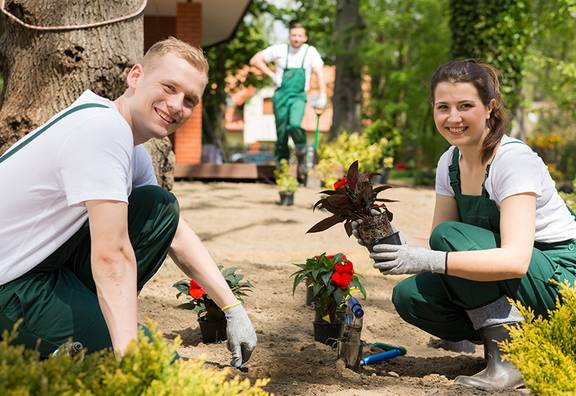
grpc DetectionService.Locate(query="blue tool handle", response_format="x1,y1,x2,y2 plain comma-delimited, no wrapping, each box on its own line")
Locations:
348,296,364,318
360,349,401,366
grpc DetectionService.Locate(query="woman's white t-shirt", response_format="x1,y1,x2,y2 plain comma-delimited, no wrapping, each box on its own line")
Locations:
435,135,576,243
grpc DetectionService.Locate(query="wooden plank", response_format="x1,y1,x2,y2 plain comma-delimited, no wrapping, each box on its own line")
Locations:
175,163,260,180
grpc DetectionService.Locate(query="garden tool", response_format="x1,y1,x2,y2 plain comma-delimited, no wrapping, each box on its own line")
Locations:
337,297,364,369
454,324,523,390
359,342,407,366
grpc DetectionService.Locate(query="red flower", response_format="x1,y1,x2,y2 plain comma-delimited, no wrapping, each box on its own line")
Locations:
331,272,353,288
189,279,206,299
334,260,354,275
333,177,347,190
395,162,408,170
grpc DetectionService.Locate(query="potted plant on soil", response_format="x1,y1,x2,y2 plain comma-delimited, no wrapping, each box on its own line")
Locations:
274,159,299,206
307,160,401,250
173,266,254,343
291,253,366,346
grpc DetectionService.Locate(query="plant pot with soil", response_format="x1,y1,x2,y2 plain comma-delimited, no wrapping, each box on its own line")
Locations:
307,160,400,251
292,253,367,346
173,266,254,344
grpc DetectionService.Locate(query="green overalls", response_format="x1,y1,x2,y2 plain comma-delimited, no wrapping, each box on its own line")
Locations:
392,144,576,341
0,104,179,357
272,44,309,161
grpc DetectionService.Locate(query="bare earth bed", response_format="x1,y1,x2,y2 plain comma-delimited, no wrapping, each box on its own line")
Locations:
138,181,526,396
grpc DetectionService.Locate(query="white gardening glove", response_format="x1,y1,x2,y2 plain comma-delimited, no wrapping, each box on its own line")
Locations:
271,74,282,88
312,93,327,111
370,244,447,275
224,304,257,368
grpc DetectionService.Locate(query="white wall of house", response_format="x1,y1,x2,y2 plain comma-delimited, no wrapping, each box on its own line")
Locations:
243,87,277,144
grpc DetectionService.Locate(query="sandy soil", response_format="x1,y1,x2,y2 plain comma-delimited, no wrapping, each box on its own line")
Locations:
138,180,526,396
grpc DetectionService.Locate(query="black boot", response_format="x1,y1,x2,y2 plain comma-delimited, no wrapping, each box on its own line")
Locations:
295,147,307,184
454,324,523,391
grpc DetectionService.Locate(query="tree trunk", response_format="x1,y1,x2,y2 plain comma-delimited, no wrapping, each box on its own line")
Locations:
0,1,177,188
330,0,364,139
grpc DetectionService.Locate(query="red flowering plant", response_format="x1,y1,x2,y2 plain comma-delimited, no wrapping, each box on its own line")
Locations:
173,266,253,322
291,253,366,323
307,160,399,249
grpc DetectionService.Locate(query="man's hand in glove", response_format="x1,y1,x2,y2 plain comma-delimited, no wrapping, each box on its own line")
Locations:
370,244,447,275
224,304,257,368
312,93,327,111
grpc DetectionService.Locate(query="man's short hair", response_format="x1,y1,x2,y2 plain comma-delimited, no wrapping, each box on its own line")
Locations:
288,21,306,31
143,37,209,76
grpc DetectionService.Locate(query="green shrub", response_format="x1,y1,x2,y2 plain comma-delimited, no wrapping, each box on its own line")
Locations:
559,179,576,213
315,131,393,187
273,159,298,192
502,282,576,395
0,321,269,395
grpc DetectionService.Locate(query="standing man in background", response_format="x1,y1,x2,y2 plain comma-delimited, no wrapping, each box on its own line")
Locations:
250,21,326,183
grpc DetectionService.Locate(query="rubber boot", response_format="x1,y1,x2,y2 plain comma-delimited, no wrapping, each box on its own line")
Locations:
295,147,307,185
454,324,523,390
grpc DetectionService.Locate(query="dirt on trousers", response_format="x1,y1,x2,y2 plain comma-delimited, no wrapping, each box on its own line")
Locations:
138,181,527,396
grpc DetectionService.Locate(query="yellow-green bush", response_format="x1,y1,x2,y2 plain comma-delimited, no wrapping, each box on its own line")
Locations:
502,282,576,395
315,132,393,187
559,179,576,213
0,322,269,396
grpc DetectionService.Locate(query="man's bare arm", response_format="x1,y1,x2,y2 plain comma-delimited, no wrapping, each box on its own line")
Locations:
169,216,237,308
86,200,137,356
250,51,275,80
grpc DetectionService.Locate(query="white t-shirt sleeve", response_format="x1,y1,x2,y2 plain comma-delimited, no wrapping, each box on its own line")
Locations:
132,144,158,188
489,145,543,202
261,44,283,63
435,148,455,197
58,114,133,205
307,46,324,68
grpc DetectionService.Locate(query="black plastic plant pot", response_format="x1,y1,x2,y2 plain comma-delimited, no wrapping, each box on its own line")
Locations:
368,231,402,252
198,318,227,343
313,321,343,347
279,191,294,206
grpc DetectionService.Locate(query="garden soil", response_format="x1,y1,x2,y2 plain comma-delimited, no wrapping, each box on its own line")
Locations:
139,181,527,396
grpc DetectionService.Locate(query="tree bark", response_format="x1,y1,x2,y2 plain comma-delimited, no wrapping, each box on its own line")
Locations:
330,0,364,139
0,0,178,188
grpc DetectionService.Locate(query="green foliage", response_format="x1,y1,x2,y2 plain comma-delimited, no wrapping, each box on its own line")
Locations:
173,266,254,322
360,0,450,170
273,159,299,192
560,179,576,213
291,253,366,323
308,161,396,236
363,119,402,160
316,131,393,187
502,282,576,394
449,0,533,114
0,322,269,395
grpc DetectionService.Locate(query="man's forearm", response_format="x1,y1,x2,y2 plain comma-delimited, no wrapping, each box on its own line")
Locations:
250,53,274,79
169,217,237,308
92,250,138,356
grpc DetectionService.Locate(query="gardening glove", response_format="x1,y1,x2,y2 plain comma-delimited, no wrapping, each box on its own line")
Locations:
224,304,257,368
312,93,327,111
370,244,447,275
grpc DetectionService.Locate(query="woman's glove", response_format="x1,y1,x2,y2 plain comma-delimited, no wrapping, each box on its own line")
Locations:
224,304,257,368
370,244,447,275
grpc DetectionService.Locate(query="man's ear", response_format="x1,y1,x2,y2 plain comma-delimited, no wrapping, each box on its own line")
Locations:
126,64,143,89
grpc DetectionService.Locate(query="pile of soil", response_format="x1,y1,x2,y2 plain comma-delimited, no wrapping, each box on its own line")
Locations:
139,181,525,395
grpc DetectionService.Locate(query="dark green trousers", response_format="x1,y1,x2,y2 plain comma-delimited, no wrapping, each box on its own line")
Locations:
272,91,307,161
0,186,179,357
392,221,576,341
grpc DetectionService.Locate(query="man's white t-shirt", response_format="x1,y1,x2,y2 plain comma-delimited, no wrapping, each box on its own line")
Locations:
261,43,323,90
0,90,157,285
435,135,576,243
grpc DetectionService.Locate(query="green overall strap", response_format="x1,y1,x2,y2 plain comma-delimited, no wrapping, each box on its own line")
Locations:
299,45,309,68
0,103,109,165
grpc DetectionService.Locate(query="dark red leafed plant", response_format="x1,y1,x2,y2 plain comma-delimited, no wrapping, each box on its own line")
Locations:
307,161,399,248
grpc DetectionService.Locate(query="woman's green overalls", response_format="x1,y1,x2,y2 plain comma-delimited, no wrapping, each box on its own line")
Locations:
392,144,576,341
272,44,309,161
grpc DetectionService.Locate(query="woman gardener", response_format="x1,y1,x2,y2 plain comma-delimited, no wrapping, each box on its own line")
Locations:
355,59,576,391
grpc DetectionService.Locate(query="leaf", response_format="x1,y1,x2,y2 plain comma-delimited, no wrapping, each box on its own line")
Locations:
352,277,367,299
373,185,393,194
374,198,398,203
306,214,345,233
321,272,332,286
346,161,359,189
319,190,338,195
344,221,353,237
333,288,345,305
